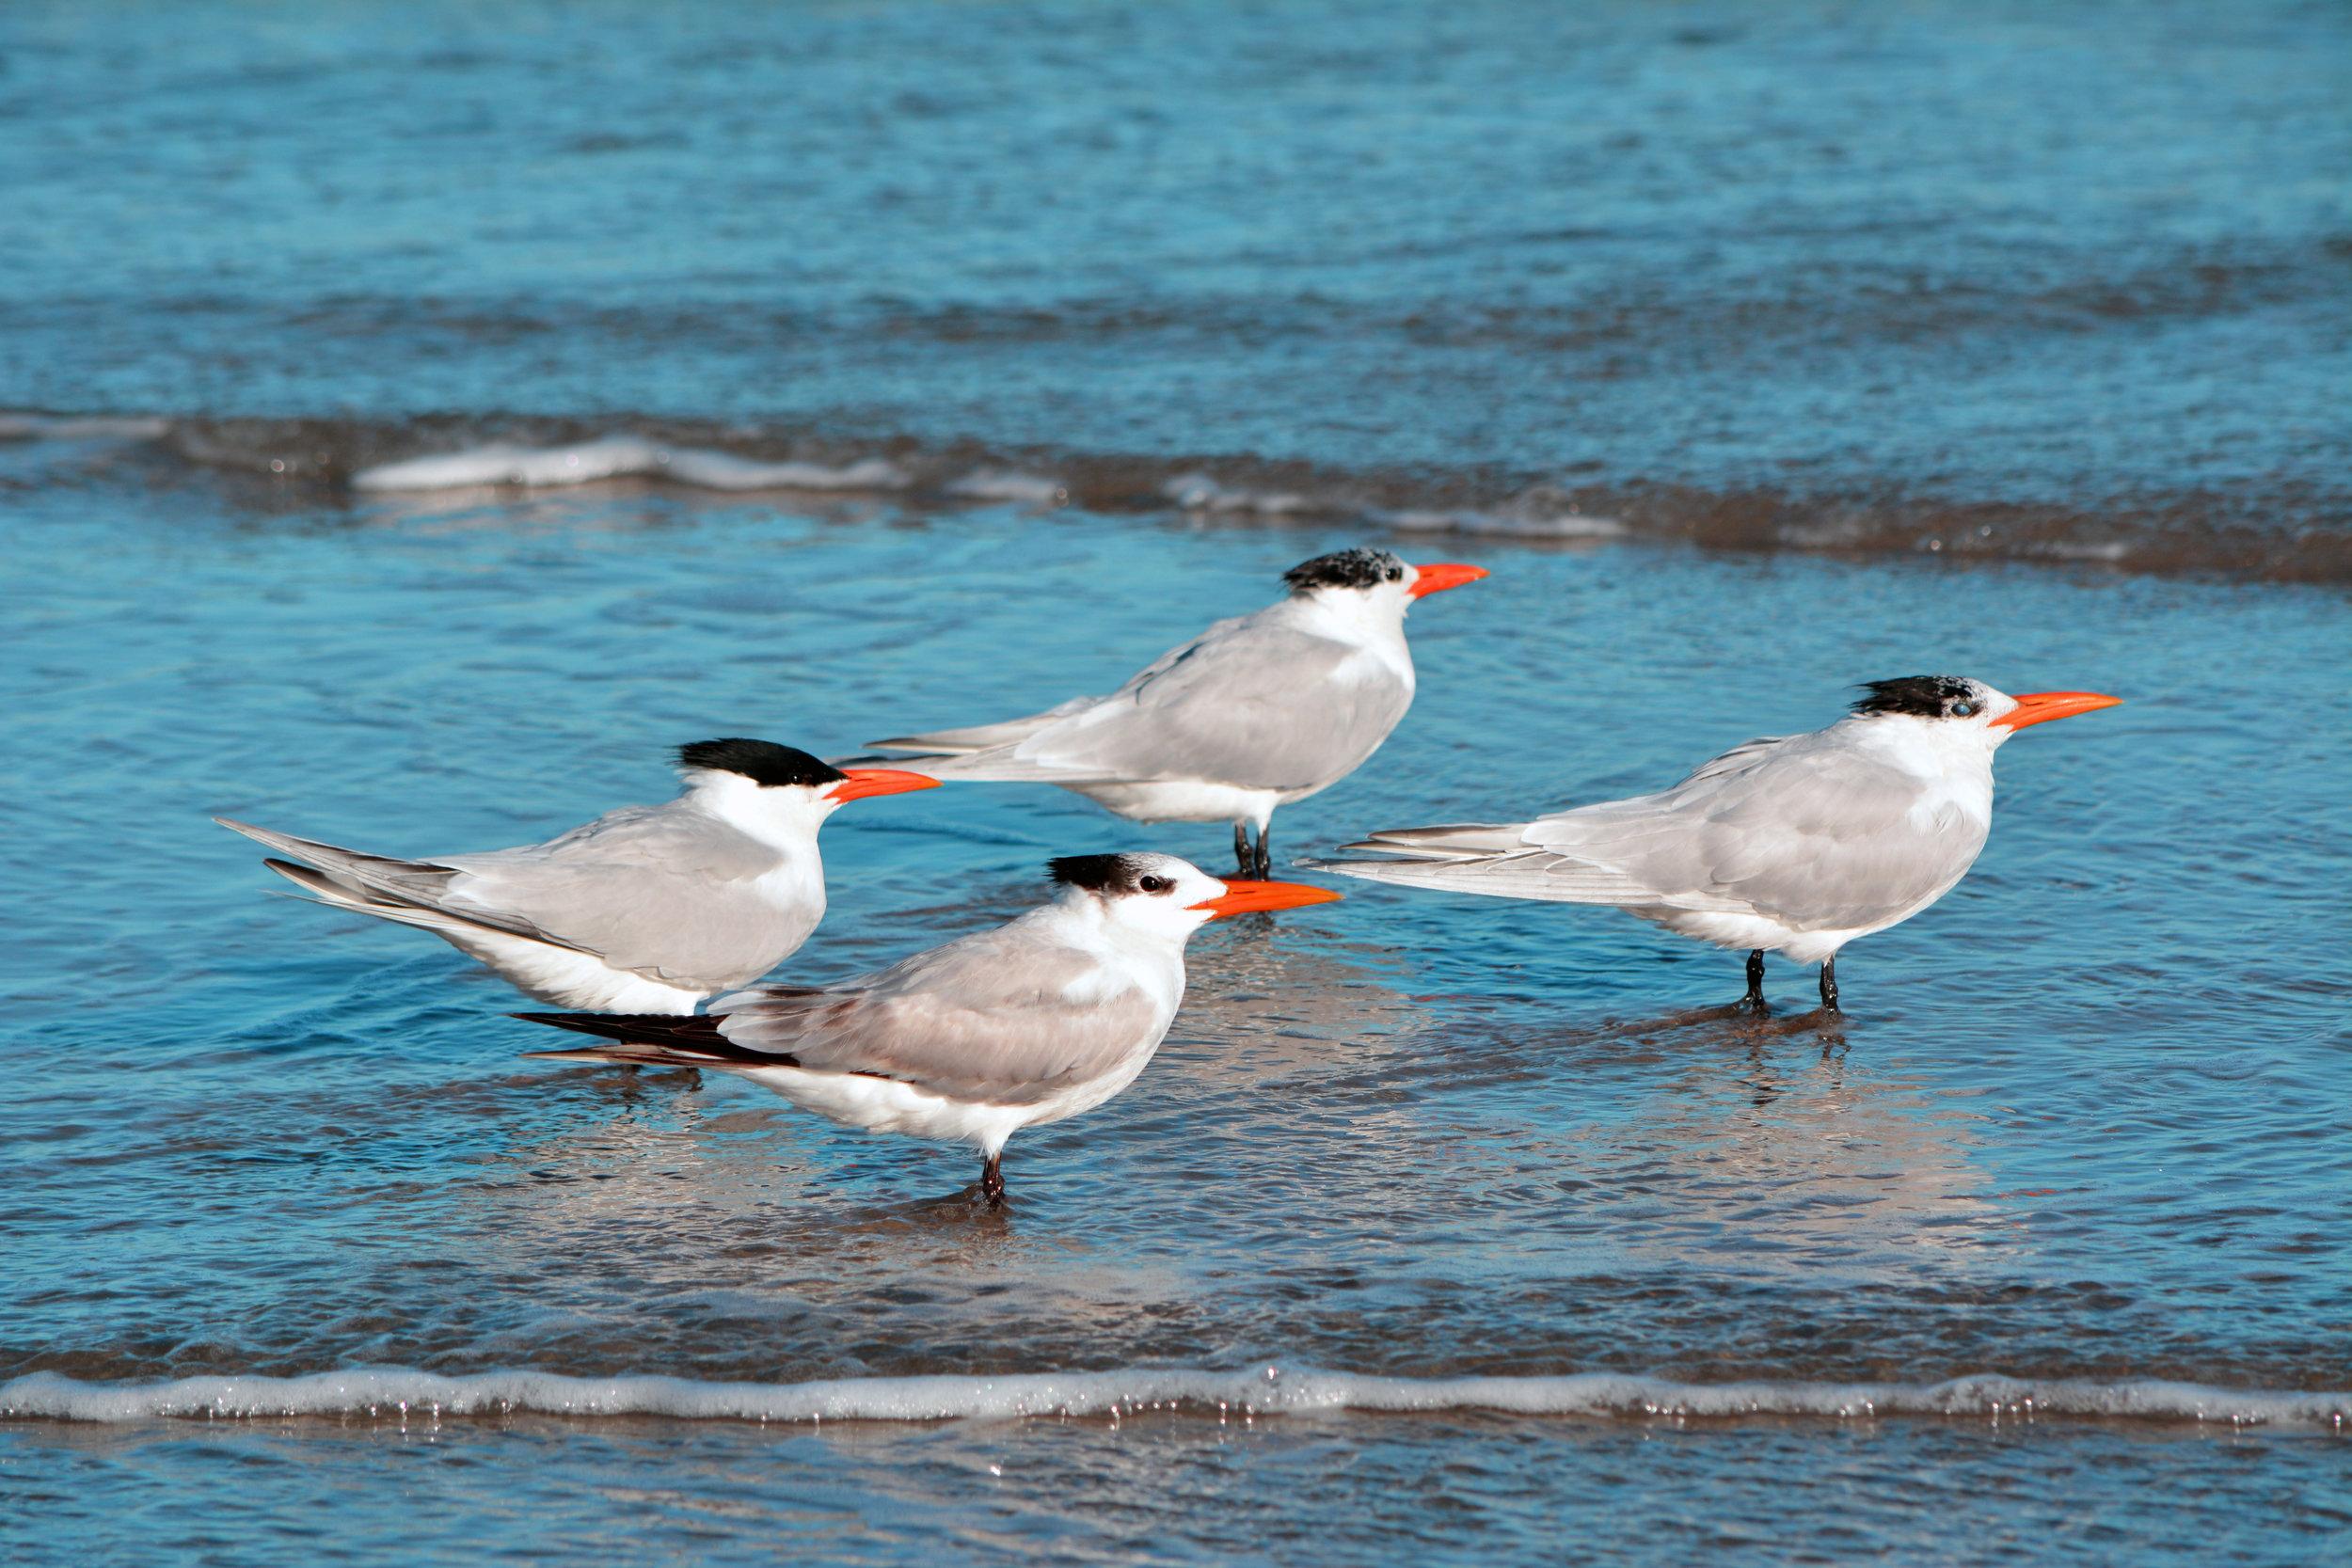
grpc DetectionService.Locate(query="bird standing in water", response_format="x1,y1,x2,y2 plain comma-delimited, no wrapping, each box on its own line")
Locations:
1326,678,2122,1011
858,548,1486,879
218,739,938,1013
516,852,1341,1202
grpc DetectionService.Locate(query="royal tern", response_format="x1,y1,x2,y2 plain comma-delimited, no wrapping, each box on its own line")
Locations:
1327,678,2122,1010
217,740,938,1013
860,548,1486,879
516,852,1341,1201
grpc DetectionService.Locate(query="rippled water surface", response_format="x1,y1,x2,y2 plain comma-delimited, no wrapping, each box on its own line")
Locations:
5,0,2350,1559
5,0,2349,572
4,440,2348,1557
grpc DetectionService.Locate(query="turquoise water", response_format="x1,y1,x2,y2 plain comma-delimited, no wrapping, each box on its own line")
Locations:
4,0,2347,572
4,446,2347,1557
4,1,2349,1560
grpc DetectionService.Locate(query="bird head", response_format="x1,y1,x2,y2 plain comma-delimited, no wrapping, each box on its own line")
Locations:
1046,851,1340,943
676,738,937,824
1851,678,2122,748
1280,547,1487,621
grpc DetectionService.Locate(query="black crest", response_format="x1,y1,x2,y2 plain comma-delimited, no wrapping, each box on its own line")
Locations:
1047,853,1163,895
675,738,848,789
1282,547,1408,593
1851,677,1980,719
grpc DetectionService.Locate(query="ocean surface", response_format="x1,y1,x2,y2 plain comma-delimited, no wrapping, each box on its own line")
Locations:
3,2,2348,1562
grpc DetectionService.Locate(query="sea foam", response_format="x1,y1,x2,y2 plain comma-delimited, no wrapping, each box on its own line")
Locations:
351,437,908,493
1379,507,1627,540
5,1367,2344,1429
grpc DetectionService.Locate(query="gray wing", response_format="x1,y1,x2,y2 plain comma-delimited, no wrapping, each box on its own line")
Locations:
883,611,1412,792
216,817,589,948
436,803,803,988
708,913,1168,1106
1335,730,1988,930
221,804,805,990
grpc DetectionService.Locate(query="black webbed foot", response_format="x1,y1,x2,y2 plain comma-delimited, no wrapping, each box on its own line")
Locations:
1737,949,1771,1012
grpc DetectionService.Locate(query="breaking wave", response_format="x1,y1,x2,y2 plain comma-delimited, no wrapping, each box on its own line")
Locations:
351,436,908,493
7,411,2345,581
5,1366,2345,1430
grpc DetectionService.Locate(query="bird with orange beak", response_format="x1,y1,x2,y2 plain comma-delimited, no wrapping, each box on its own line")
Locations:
518,853,1342,1201
219,739,939,1014
1327,678,2122,1011
859,547,1487,879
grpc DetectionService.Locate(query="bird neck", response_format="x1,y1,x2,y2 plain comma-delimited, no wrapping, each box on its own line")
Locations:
1281,585,1411,652
681,770,835,851
1041,892,1194,1005
1847,715,2001,813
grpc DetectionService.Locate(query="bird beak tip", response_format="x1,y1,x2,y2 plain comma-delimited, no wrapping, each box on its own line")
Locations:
1994,691,2124,730
828,768,943,801
1406,562,1489,598
1187,879,1344,917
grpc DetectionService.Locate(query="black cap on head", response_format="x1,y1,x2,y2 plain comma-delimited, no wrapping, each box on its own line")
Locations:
1282,547,1409,594
1047,853,1168,895
675,738,849,789
1851,677,1981,720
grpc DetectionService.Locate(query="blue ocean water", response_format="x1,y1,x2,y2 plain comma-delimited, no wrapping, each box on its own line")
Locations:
3,1,2349,1561
4,0,2347,571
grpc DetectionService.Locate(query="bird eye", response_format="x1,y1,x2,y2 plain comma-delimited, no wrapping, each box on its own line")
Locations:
1385,566,1403,582
1950,700,1978,717
1137,875,1170,894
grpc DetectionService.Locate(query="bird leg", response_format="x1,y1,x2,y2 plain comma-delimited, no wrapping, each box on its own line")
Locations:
979,1151,1005,1208
1741,949,1769,1011
1233,822,1272,879
1818,958,1840,1014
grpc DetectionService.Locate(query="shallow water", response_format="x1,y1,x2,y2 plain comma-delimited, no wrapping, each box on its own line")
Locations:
8,1411,2346,1567
3,443,2348,1554
6,0,2350,1558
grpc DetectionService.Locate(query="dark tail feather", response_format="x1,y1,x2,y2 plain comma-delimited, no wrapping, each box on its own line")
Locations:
510,1012,798,1069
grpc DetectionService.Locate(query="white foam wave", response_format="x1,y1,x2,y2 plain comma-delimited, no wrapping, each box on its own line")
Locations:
1379,507,1626,540
0,412,171,441
6,1367,2343,1430
1162,472,1320,515
943,469,1068,505
350,437,908,494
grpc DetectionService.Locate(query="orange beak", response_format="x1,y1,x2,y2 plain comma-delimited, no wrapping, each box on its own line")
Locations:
1187,879,1343,918
1991,691,2123,731
1406,562,1489,599
824,768,942,802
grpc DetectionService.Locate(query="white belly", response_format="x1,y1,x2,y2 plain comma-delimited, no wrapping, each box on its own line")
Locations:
440,927,706,1013
1061,779,1288,828
733,1046,1162,1159
1638,902,1934,967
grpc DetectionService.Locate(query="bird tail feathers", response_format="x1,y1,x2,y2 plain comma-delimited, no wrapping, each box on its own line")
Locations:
861,696,1099,756
513,1012,801,1069
1337,823,1533,858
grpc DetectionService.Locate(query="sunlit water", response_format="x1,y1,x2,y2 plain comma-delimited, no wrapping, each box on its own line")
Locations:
4,0,2349,574
5,0,2350,1559
4,436,2347,1558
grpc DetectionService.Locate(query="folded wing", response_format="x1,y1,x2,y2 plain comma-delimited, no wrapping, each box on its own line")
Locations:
221,803,805,990
1334,729,1988,931
871,611,1410,793
707,916,1171,1106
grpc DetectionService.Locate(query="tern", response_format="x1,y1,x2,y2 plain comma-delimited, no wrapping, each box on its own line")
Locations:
515,853,1341,1201
860,547,1486,879
216,739,939,1013
1326,678,2122,1010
